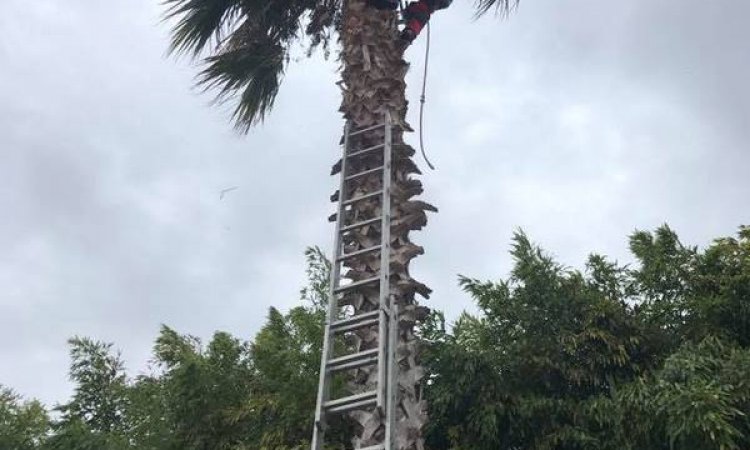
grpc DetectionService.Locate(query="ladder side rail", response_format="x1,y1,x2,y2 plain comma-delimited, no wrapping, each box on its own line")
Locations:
312,121,352,450
385,303,399,450
377,110,393,414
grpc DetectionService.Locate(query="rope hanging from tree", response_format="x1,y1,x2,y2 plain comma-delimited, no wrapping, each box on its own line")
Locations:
418,22,435,170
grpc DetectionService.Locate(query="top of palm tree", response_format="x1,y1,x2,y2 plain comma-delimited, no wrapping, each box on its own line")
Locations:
162,0,517,132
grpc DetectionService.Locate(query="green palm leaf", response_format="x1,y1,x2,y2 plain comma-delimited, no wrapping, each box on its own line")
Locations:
474,0,519,17
198,31,285,130
163,0,330,131
164,0,244,56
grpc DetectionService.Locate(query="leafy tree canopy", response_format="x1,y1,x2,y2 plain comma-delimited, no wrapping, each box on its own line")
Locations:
0,386,48,450
3,227,749,449
424,225,750,450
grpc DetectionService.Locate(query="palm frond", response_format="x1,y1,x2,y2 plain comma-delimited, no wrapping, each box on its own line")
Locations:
163,0,339,131
305,0,341,55
474,0,519,18
198,26,286,131
163,0,244,56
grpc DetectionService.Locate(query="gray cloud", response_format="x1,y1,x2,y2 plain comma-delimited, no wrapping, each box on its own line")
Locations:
1,0,748,406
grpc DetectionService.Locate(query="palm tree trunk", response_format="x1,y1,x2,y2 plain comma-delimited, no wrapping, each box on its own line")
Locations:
334,1,435,448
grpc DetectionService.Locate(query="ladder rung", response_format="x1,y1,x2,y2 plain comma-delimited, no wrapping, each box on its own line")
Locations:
331,310,380,333
343,190,383,206
340,217,381,233
334,276,380,294
338,244,382,262
327,348,379,373
349,123,385,137
324,390,377,414
328,349,378,368
332,317,380,334
345,165,384,182
348,143,385,159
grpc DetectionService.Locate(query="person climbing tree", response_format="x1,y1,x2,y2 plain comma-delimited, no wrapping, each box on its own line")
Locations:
367,0,454,43
400,0,453,42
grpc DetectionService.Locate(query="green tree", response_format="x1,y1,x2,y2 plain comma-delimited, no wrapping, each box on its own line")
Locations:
149,246,346,450
425,231,645,450
125,374,173,450
2,228,748,449
153,327,257,449
683,226,750,346
0,247,340,450
46,337,130,450
616,337,750,450
424,226,750,450
247,251,351,448
0,386,49,450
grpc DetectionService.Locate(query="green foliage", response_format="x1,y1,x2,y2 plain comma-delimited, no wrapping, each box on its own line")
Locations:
426,231,644,450
425,226,750,450
0,387,48,450
163,0,341,131
143,246,347,450
45,337,130,450
2,246,343,450
4,230,749,449
61,337,128,433
125,375,172,450
246,246,350,449
474,0,519,17
300,246,331,309
153,327,255,449
252,307,322,448
687,226,750,346
616,337,750,450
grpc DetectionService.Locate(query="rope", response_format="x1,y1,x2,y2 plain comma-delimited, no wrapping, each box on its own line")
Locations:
418,22,436,170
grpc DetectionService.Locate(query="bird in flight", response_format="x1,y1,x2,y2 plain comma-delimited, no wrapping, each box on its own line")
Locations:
219,186,238,200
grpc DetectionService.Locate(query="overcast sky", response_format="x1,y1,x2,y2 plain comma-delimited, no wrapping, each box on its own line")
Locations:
1,0,748,407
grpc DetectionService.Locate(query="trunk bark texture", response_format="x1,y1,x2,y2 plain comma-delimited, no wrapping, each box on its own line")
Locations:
333,1,436,448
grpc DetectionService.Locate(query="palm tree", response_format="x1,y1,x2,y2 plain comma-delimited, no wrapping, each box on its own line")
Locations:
162,0,515,448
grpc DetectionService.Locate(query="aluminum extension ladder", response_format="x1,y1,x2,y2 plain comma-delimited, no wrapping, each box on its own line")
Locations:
311,111,398,450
